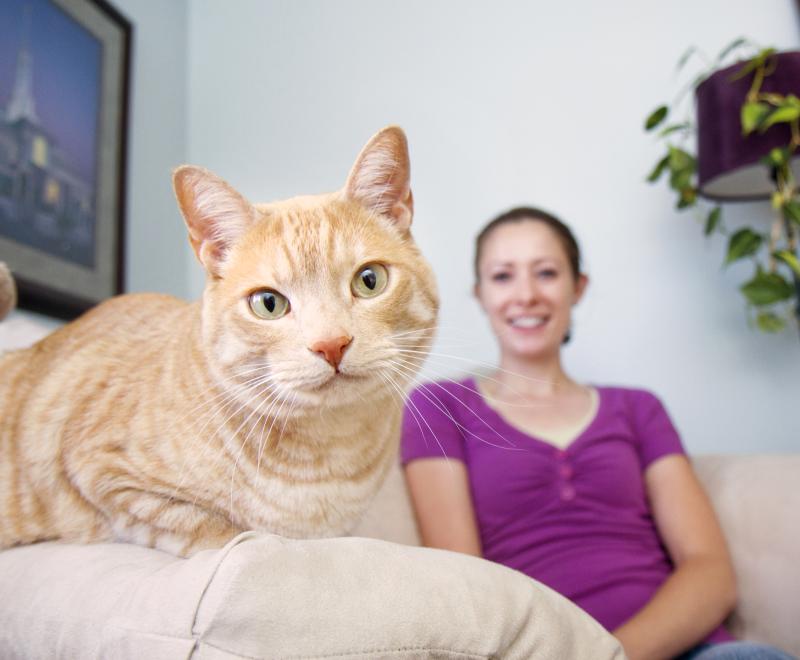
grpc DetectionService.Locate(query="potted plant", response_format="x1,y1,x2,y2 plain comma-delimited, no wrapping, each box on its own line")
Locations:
644,39,800,334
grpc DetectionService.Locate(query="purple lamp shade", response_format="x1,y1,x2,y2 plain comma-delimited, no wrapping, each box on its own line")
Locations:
695,50,800,201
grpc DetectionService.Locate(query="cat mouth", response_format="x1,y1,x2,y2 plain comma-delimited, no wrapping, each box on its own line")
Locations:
306,370,359,391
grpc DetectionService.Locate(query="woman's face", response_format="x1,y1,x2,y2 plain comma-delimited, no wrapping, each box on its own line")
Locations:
475,220,587,360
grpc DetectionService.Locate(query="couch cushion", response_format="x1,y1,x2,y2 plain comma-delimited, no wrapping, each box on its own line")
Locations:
0,533,624,659
693,454,800,657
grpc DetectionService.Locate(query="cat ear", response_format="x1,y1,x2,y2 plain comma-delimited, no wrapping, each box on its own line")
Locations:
173,166,256,276
343,126,413,232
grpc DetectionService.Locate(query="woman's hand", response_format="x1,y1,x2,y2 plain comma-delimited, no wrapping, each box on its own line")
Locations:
613,454,737,660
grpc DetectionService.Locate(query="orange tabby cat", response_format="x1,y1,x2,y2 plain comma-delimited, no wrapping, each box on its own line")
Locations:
0,126,437,557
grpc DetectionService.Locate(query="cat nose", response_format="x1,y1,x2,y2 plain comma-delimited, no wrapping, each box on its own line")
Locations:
309,335,352,370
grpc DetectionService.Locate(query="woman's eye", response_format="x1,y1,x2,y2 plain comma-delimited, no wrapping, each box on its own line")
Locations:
352,263,389,298
538,269,557,279
491,272,511,282
248,289,290,319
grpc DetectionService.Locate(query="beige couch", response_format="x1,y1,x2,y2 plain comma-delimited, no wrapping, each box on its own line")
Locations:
0,318,797,658
0,457,797,659
365,456,800,656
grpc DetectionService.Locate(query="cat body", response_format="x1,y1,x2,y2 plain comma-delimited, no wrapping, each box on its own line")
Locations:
0,127,437,557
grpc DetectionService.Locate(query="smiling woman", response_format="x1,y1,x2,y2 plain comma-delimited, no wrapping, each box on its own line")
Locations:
402,207,795,660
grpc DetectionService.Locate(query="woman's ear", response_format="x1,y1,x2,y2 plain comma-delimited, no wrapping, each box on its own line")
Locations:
473,282,487,313
573,274,589,305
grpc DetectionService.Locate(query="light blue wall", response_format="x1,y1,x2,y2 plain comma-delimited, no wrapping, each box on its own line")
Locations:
9,1,799,454
117,0,190,297
184,0,800,454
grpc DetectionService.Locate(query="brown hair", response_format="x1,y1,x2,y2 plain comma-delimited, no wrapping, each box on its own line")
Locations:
473,206,582,284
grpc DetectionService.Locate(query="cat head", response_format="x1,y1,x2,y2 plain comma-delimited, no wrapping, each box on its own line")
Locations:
173,127,438,412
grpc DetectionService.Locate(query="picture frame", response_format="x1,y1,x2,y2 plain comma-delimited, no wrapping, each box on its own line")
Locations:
0,0,131,319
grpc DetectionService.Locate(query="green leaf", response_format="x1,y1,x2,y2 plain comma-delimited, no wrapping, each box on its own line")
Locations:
756,312,786,333
784,200,800,226
775,250,800,277
647,155,670,183
740,102,771,134
676,46,698,72
785,94,800,108
670,168,693,191
725,228,763,265
761,146,790,169
704,207,722,236
740,268,794,305
730,47,777,81
645,106,669,131
730,58,760,82
716,37,750,64
659,122,691,137
667,146,696,171
676,187,697,209
760,104,800,131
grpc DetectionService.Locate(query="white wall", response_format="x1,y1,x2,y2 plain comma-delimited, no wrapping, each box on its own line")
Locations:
180,0,799,454
117,0,189,297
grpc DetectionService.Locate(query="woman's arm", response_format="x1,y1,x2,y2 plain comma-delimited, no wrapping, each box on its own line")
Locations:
403,458,483,556
612,454,737,660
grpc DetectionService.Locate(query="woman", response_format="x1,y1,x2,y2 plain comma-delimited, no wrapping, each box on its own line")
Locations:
401,207,793,660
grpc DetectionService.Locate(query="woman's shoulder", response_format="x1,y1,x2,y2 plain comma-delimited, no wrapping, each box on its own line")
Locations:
594,384,667,410
406,376,480,411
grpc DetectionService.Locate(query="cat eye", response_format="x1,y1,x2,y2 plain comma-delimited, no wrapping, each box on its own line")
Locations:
248,289,290,320
351,263,389,298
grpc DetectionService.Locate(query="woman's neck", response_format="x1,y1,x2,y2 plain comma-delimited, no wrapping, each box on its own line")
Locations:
491,351,576,400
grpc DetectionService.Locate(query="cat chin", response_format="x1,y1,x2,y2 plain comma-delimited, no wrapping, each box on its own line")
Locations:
285,373,389,409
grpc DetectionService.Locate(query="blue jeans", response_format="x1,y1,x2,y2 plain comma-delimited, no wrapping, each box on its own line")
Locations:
677,641,797,659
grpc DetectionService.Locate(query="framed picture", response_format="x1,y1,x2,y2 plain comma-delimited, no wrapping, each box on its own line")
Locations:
0,0,131,319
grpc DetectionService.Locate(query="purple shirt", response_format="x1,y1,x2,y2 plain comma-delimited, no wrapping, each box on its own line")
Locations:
401,378,732,644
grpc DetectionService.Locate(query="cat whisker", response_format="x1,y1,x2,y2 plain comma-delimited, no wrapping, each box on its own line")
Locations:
169,369,274,433
166,376,270,501
392,351,555,408
170,373,283,505
229,386,285,517
383,360,523,453
393,347,555,387
255,390,296,486
376,368,457,471
391,355,526,448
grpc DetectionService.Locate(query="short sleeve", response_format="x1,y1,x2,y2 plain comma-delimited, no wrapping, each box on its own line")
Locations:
400,383,467,465
629,390,686,469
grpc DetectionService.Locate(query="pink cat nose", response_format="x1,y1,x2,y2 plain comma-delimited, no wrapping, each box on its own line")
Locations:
309,336,352,370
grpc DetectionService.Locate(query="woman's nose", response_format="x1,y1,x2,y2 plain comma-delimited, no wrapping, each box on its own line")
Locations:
514,276,538,303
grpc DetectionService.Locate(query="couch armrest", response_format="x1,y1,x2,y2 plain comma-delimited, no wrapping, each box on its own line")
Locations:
693,454,800,657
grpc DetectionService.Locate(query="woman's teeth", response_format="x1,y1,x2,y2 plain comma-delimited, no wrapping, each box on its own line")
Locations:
509,316,546,328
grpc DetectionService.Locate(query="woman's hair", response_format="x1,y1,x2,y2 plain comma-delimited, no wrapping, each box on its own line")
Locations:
473,206,582,284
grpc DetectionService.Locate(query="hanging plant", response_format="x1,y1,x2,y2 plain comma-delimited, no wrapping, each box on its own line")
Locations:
644,39,800,334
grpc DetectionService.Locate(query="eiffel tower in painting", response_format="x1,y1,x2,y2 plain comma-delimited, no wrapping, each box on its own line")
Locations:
0,0,96,268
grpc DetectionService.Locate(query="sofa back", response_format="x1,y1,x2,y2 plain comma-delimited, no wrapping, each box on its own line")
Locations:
356,455,800,657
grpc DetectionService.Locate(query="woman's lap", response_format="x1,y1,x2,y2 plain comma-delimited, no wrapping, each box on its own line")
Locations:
677,641,796,660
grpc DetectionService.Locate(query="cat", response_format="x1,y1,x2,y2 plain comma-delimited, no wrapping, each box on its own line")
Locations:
0,126,438,557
